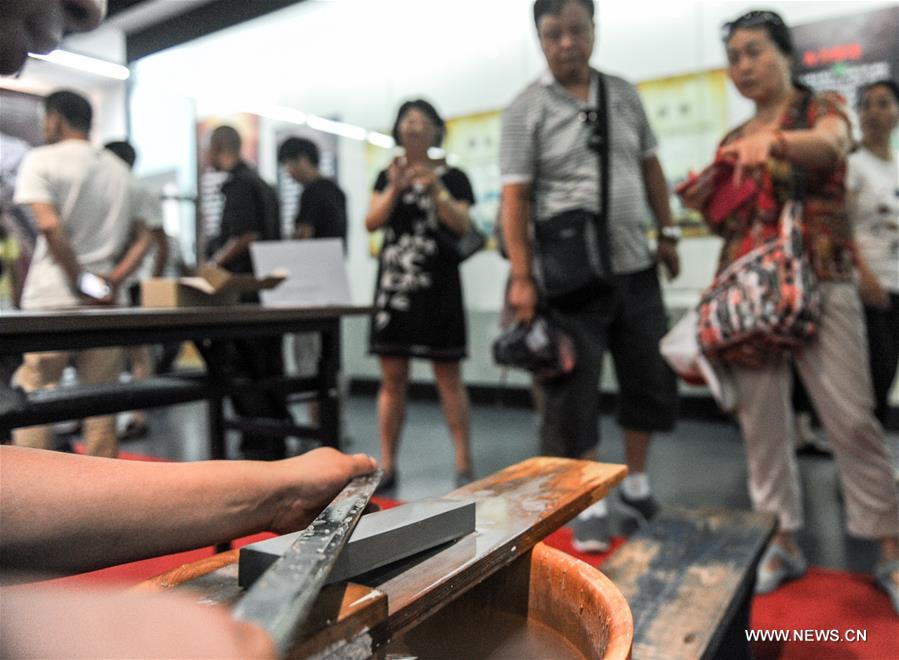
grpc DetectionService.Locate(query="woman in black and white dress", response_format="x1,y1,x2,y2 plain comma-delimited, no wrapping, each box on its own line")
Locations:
365,99,475,491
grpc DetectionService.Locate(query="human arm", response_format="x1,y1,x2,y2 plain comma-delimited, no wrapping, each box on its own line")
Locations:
408,166,473,235
106,222,152,291
501,182,538,323
0,445,377,575
718,95,852,186
2,588,276,659
208,232,257,268
150,227,169,277
365,159,413,232
209,177,261,267
642,155,680,279
28,202,83,294
844,166,889,308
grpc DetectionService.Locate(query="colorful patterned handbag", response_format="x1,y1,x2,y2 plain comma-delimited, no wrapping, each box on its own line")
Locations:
696,199,820,367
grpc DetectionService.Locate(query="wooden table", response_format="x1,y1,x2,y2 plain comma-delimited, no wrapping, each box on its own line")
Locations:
0,305,372,455
140,457,632,659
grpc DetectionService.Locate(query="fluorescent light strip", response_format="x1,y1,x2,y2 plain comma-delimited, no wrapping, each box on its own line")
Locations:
307,115,368,141
28,49,130,80
367,131,395,148
249,105,309,126
243,103,397,149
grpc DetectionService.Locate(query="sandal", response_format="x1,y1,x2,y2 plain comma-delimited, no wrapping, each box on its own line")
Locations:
755,543,807,594
874,559,899,616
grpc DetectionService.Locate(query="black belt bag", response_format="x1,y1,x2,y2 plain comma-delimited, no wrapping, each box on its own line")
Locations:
533,208,608,299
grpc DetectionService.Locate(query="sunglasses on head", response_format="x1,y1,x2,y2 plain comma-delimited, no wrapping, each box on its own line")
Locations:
577,108,604,153
721,10,785,41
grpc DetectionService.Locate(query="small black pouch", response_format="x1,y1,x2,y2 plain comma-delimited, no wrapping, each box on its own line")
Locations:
533,208,608,299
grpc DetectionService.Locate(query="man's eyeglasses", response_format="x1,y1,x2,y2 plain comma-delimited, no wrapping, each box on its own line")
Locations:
721,10,785,41
578,108,604,153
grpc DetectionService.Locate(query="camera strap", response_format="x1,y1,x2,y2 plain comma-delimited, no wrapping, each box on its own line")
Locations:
595,72,612,278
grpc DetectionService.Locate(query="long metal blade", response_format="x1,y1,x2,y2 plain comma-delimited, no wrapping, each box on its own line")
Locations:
233,469,382,656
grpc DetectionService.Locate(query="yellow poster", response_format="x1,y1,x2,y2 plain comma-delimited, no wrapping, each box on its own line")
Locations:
638,69,729,234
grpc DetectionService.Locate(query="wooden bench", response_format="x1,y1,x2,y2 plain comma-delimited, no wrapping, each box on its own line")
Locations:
600,508,776,660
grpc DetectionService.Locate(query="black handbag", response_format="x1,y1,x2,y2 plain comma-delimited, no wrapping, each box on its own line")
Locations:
492,313,576,382
435,222,487,264
533,73,612,302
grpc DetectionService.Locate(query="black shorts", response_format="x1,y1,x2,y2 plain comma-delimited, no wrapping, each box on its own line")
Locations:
540,267,678,458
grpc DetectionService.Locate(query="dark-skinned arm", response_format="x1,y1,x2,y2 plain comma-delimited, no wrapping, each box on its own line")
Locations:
501,182,538,323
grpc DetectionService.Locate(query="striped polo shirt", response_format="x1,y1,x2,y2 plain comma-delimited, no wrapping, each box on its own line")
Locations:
500,69,659,274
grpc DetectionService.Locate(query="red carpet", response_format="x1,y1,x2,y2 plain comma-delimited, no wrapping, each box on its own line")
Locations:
48,450,899,657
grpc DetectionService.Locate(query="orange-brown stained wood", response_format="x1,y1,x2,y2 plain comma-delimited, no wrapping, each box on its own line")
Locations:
369,457,626,638
136,457,627,657
387,543,632,659
135,550,240,592
528,543,633,659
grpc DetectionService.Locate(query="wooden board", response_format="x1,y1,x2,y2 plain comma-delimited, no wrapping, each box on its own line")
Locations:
139,457,626,653
600,507,775,660
353,457,625,638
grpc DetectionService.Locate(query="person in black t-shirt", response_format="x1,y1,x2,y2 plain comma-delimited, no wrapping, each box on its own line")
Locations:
278,137,347,248
278,137,349,433
206,125,291,461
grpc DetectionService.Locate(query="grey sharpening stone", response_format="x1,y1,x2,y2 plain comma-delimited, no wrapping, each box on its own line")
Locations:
239,498,476,589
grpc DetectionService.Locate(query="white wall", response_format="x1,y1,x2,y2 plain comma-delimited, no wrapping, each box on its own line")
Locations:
122,0,896,387
7,1,893,391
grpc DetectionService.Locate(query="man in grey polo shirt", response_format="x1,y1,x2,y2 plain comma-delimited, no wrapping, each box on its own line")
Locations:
500,0,680,551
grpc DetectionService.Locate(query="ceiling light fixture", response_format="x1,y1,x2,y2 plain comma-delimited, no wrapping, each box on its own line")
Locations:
28,49,130,80
243,104,397,149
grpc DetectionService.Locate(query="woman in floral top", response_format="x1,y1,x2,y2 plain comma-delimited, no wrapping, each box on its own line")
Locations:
679,10,899,612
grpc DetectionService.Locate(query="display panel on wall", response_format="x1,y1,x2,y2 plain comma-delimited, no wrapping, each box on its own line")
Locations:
638,69,730,236
793,5,899,113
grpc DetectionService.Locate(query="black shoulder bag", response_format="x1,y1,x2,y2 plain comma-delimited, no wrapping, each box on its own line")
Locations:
532,73,612,307
433,171,487,264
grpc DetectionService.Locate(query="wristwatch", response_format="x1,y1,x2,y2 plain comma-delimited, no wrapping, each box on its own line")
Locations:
659,225,682,243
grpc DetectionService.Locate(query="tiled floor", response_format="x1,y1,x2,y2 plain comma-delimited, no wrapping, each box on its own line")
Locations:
124,392,899,575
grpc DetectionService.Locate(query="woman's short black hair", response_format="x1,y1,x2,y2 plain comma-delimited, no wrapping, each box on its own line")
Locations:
392,99,446,148
533,0,594,29
45,90,93,133
722,9,793,57
858,79,899,107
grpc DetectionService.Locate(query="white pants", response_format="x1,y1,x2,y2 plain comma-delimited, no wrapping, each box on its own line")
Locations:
732,283,899,539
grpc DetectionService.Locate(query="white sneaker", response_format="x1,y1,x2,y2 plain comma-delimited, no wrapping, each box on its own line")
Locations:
570,514,611,553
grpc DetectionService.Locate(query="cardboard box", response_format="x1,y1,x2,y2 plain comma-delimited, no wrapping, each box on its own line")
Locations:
141,264,285,307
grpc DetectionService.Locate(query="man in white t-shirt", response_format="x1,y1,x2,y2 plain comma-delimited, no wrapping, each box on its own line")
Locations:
847,79,899,429
12,89,144,457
